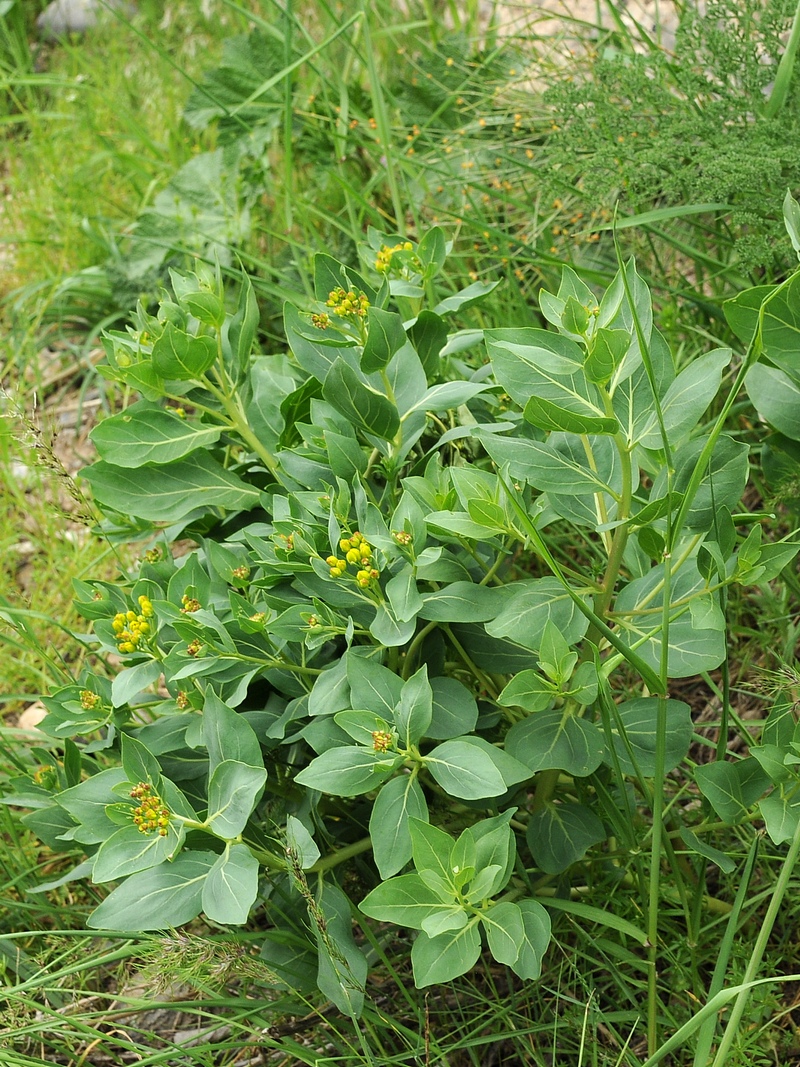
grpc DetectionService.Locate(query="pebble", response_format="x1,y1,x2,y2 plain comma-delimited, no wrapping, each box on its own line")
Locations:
36,0,136,39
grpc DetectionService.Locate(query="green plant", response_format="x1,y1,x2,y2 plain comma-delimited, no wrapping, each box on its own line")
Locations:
541,0,800,295
4,224,800,1059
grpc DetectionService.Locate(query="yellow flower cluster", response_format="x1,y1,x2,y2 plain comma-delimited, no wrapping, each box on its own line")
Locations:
326,532,379,588
80,689,101,711
311,312,331,330
326,287,370,319
129,782,170,836
372,730,393,753
181,594,201,614
112,595,154,654
375,241,413,273
32,765,57,788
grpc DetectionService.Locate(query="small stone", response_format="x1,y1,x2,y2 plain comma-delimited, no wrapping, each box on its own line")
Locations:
37,0,136,40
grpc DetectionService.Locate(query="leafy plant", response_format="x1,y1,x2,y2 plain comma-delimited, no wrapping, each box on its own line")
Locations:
4,224,799,1054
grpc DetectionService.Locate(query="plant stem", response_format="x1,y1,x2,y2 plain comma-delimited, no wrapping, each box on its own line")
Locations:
310,835,373,873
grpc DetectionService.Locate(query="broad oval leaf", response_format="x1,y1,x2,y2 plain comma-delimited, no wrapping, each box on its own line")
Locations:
91,404,223,467
87,850,216,930
201,843,259,924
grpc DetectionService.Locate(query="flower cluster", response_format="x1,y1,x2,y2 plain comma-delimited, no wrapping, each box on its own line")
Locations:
375,241,413,273
311,312,331,330
372,730,393,753
129,782,170,836
32,765,57,788
181,594,201,613
326,532,379,587
80,689,101,711
111,595,154,654
325,287,369,320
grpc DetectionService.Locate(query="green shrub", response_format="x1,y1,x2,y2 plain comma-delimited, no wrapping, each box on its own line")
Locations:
5,224,800,1050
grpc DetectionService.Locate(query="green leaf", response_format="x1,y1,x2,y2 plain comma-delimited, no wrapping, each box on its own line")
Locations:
482,901,524,965
524,394,619,435
370,602,417,647
294,747,398,796
151,323,217,380
678,828,735,874
361,307,407,374
506,712,605,777
429,677,479,739
409,818,457,888
87,851,216,930
759,789,800,845
695,758,770,823
360,871,449,929
487,329,599,413
81,453,260,523
201,843,259,924
370,775,429,879
347,656,402,719
409,311,448,377
121,734,162,788
638,349,730,449
425,737,529,800
91,405,223,467
418,582,506,622
783,189,800,258
606,697,693,776
481,431,622,499
284,301,341,381
434,279,500,315
245,357,294,451
526,802,605,874
183,291,226,327
541,895,646,944
223,272,260,377
486,577,589,652
746,363,800,440
93,821,183,883
395,666,433,747
203,690,262,773
614,559,726,678
511,899,551,980
286,814,321,869
585,328,628,384
411,922,481,986
724,274,800,381
56,769,128,843
417,226,447,276
497,670,555,713
385,564,423,623
315,884,368,1018
323,356,400,440
206,760,267,837
334,711,392,747
111,660,162,708
421,907,469,938
326,429,368,479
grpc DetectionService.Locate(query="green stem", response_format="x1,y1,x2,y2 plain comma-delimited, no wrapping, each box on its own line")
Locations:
647,546,672,1056
309,835,373,873
204,377,280,476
